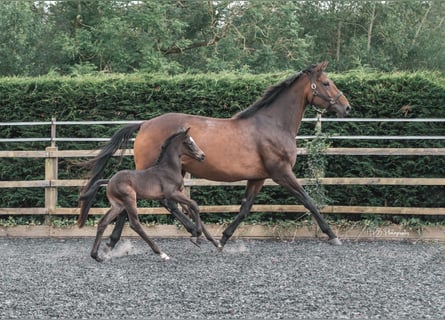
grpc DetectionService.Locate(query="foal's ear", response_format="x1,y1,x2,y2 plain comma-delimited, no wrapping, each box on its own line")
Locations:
184,127,191,135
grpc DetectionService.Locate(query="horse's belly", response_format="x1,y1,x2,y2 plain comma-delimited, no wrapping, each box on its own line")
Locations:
183,155,267,182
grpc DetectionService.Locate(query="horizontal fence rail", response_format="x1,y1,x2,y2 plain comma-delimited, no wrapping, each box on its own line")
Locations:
0,119,444,219
1,118,445,142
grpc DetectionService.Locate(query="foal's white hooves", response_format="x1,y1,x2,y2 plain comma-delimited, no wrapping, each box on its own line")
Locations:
160,252,170,261
216,240,224,251
328,237,342,246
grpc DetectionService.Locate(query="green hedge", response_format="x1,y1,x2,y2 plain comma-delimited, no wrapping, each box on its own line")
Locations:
1,70,444,222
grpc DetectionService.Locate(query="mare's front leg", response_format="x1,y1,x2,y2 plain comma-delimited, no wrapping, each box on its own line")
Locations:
220,179,265,248
91,207,123,262
273,170,341,245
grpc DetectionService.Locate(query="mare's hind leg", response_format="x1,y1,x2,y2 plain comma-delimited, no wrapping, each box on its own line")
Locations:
91,206,123,262
273,170,341,245
220,179,265,248
107,210,127,249
125,204,169,261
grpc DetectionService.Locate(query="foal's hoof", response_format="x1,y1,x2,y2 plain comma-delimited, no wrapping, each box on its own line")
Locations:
160,252,170,261
214,240,224,252
216,240,223,251
328,237,342,246
190,236,201,248
91,255,104,263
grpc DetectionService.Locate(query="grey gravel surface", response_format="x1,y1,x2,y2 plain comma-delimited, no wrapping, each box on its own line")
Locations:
0,237,444,319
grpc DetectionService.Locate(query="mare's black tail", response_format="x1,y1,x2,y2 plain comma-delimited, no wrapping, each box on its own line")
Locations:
77,179,109,228
79,121,142,196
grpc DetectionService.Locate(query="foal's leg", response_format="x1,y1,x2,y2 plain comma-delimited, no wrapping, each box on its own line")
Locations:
91,206,123,262
161,199,202,238
107,210,127,249
170,192,220,248
124,203,169,261
272,170,341,245
220,179,265,248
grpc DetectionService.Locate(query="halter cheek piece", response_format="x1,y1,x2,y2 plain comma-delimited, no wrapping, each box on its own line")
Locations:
308,71,343,113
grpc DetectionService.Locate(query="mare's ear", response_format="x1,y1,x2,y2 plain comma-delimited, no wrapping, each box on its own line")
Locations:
312,61,329,78
320,61,329,70
184,127,191,135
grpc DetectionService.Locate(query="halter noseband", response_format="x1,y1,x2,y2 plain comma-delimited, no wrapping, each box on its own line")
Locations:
308,71,343,113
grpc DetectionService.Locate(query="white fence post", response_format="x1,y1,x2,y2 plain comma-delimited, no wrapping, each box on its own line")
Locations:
44,118,58,224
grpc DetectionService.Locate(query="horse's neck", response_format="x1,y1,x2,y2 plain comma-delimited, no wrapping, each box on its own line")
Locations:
156,149,182,172
259,83,307,136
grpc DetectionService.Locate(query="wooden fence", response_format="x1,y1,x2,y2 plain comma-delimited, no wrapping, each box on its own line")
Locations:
1,118,445,220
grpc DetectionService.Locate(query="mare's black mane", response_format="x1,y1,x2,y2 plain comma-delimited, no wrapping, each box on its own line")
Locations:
234,65,315,119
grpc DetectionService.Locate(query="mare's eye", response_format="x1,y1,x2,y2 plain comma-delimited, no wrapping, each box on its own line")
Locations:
323,81,330,86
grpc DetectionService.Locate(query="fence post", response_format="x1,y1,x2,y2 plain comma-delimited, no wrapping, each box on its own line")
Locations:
184,172,191,198
313,112,323,237
44,118,58,224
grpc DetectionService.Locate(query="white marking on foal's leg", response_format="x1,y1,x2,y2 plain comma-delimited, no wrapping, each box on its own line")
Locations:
160,252,170,261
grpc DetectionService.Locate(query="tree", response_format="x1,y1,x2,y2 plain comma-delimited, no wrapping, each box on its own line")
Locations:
0,1,59,76
0,0,443,76
48,1,186,73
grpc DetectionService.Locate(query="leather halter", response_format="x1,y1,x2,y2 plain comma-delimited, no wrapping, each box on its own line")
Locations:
308,71,343,113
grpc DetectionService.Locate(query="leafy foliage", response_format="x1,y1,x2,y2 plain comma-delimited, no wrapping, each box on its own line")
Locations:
0,0,443,76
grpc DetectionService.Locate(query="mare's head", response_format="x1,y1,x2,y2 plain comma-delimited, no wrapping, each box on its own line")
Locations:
177,127,205,162
305,61,351,117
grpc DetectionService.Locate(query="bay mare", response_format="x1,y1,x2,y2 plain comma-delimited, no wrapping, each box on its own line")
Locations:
80,61,351,251
78,128,219,261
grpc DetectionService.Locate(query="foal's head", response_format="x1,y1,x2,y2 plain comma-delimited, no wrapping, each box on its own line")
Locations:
157,127,205,165
180,127,205,161
305,61,351,117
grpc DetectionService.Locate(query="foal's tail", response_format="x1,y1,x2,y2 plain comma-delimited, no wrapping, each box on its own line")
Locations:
77,179,109,228
77,122,142,227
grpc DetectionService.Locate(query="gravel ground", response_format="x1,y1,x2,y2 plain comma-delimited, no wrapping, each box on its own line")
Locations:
0,237,444,319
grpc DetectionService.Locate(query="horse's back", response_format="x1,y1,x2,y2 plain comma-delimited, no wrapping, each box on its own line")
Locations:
134,113,203,169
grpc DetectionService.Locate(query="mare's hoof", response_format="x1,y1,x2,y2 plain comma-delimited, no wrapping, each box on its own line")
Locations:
328,237,342,246
160,252,170,261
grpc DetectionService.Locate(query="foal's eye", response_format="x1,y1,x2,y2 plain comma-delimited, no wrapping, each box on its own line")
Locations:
322,81,330,87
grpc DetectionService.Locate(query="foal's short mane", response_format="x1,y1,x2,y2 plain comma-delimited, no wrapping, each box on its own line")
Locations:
234,65,315,120
155,130,185,165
